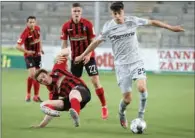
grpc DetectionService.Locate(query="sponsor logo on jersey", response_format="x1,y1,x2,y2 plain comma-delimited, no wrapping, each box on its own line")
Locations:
70,36,87,41
29,39,40,45
109,32,135,41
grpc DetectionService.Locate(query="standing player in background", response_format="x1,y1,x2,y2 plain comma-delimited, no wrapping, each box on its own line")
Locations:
16,16,44,102
74,2,184,129
60,3,108,119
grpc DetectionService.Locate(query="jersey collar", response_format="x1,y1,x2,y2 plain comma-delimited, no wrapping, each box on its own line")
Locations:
71,18,84,24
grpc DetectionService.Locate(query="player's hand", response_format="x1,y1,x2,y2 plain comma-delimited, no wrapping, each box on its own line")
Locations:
56,54,67,64
26,50,35,55
170,26,184,32
75,55,84,64
83,55,91,65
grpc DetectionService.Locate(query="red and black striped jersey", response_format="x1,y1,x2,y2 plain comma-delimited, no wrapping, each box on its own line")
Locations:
46,61,87,100
17,26,41,57
61,18,96,60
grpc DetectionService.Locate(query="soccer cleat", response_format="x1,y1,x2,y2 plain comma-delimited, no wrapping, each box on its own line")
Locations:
69,108,80,127
33,96,43,102
101,106,108,120
25,95,31,102
119,112,128,129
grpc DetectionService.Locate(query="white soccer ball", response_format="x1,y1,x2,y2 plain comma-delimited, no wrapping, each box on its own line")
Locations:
130,118,147,134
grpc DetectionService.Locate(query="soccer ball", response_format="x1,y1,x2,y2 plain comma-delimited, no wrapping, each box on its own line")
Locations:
130,118,146,134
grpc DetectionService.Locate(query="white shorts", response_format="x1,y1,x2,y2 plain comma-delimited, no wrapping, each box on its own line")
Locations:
115,61,147,93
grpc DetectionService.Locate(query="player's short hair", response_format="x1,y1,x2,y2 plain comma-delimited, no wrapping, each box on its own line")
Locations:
110,1,124,12
72,2,82,8
34,69,48,82
26,16,36,22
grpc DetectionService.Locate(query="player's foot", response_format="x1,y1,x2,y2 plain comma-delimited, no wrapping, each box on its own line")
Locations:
25,95,31,102
33,96,43,102
69,108,80,127
101,106,108,120
119,111,128,129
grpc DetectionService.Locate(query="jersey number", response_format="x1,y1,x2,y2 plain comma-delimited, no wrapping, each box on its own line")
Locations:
138,68,145,75
89,65,97,73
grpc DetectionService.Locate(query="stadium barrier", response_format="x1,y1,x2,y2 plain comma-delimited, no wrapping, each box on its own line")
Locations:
1,54,26,69
2,46,194,73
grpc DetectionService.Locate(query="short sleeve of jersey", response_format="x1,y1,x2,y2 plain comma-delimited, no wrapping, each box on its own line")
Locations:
97,21,109,41
60,23,68,40
134,17,149,26
87,21,96,39
17,30,27,45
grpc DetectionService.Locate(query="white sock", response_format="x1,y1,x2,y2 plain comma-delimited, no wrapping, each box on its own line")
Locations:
138,91,148,119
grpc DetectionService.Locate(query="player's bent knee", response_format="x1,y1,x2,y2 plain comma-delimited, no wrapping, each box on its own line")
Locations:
69,90,82,102
123,92,132,104
137,80,147,93
138,86,146,93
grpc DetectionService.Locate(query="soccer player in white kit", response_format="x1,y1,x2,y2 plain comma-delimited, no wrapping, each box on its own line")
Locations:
74,2,184,129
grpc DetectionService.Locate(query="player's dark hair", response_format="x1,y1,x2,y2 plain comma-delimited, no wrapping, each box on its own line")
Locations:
72,2,82,8
26,16,36,22
34,69,48,82
110,1,124,12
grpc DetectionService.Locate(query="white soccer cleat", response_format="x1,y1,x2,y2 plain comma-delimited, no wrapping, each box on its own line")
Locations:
69,108,80,127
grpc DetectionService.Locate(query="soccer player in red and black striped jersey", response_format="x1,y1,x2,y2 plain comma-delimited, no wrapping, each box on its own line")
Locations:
60,2,108,120
32,48,91,128
16,16,44,102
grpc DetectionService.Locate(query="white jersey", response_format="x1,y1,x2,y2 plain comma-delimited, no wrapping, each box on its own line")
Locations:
97,16,149,65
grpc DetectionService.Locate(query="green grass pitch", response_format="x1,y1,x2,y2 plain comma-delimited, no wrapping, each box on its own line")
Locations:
2,69,194,138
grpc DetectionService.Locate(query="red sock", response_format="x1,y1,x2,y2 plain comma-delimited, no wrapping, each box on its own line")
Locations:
70,98,81,115
27,77,33,95
33,80,40,96
96,87,106,107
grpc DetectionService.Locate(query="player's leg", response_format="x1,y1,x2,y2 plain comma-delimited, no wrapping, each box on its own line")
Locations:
40,100,65,117
118,78,133,129
136,79,148,119
115,64,133,129
32,56,42,102
24,57,36,102
68,88,83,127
85,58,108,119
69,85,91,127
70,60,83,78
132,61,148,119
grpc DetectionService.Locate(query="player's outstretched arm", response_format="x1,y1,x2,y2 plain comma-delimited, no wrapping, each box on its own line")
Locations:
75,39,103,63
55,48,70,64
31,115,53,128
148,20,185,32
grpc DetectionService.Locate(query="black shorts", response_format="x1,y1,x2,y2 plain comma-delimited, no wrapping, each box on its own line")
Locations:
60,85,91,111
24,56,41,69
71,57,99,78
